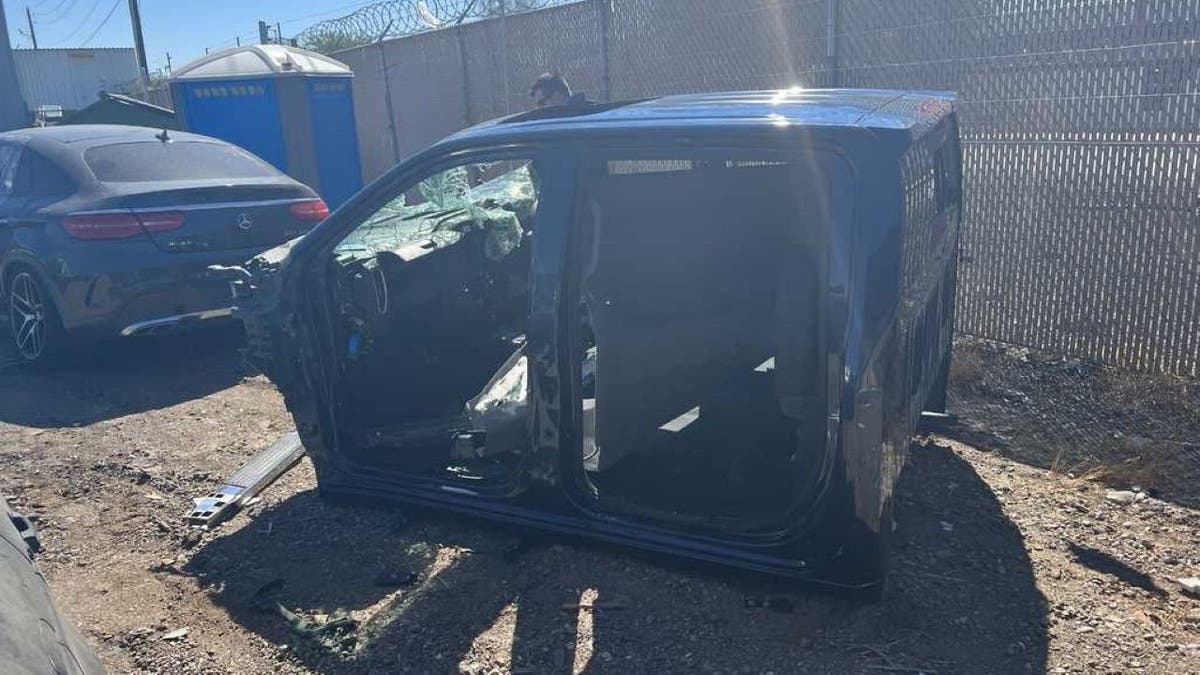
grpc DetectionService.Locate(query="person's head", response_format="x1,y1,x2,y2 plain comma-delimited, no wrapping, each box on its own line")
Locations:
530,72,572,108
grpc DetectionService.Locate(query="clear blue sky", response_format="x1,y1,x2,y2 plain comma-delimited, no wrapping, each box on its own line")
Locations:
3,0,370,72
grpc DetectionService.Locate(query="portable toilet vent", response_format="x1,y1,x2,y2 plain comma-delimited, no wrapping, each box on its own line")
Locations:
170,44,362,208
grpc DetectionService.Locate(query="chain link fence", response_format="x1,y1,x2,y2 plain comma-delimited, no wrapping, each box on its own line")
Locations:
947,335,1199,508
324,0,1198,499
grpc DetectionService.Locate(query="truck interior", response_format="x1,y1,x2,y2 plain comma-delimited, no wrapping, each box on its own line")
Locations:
323,153,833,526
572,158,831,524
327,159,538,485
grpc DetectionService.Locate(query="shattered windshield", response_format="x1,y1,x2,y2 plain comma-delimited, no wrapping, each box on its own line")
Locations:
335,161,537,261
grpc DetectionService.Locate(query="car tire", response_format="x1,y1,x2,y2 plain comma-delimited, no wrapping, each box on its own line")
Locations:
2,499,106,674
5,268,65,369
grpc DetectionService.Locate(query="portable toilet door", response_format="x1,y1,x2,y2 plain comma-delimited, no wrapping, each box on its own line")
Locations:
169,44,363,208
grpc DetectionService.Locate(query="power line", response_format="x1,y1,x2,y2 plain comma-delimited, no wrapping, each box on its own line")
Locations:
207,32,258,52
279,0,381,28
79,0,121,46
56,0,103,43
36,0,78,24
197,0,379,56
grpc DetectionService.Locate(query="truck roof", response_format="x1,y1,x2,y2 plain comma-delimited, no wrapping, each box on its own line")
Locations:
446,88,956,146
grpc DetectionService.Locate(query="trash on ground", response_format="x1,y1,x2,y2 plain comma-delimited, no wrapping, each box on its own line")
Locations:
184,431,304,528
1105,490,1139,505
276,603,357,638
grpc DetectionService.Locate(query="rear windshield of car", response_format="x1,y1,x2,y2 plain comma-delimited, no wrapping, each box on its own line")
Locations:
83,141,280,183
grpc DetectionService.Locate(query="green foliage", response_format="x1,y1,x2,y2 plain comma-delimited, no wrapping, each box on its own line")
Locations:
299,30,375,55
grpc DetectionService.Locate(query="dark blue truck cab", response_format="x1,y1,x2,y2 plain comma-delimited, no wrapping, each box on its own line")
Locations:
236,89,962,594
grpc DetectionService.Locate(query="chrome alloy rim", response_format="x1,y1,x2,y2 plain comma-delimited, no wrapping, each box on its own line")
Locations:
9,272,45,360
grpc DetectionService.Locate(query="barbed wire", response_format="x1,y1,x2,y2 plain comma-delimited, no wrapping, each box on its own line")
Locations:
295,0,578,51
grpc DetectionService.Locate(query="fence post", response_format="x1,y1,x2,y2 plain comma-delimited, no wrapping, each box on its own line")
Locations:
499,0,511,113
596,0,612,101
457,25,472,128
824,0,840,87
376,31,402,165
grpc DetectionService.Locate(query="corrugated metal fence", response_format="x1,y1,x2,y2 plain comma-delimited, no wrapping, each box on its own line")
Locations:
13,48,140,112
334,0,1199,377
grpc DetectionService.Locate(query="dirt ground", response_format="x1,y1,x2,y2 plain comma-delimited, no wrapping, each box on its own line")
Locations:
1,328,1199,674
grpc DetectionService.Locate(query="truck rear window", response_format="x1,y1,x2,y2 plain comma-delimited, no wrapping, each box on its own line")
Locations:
84,141,279,183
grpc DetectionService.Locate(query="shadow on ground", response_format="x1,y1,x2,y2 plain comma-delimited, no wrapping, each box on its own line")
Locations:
946,336,1200,510
0,323,248,428
187,442,1049,674
1066,542,1167,598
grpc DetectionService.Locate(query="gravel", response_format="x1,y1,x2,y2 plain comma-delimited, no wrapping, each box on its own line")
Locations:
1,329,1198,674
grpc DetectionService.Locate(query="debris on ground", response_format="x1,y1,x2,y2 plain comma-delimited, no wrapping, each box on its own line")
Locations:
184,431,304,528
1179,578,1200,598
250,578,286,610
276,604,350,637
1105,490,1139,504
275,604,358,653
161,628,189,641
2,336,1198,674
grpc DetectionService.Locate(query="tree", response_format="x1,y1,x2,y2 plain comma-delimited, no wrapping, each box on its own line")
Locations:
299,29,376,55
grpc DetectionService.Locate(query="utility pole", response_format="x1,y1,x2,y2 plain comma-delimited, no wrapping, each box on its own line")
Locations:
127,0,151,92
25,7,38,49
824,0,840,87
165,52,172,74
275,22,282,44
236,36,241,46
258,20,270,44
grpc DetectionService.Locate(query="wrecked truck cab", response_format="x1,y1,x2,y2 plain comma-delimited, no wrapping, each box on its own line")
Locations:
240,90,962,594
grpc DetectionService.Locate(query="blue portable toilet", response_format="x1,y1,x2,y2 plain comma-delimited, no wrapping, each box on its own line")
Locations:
170,45,362,208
